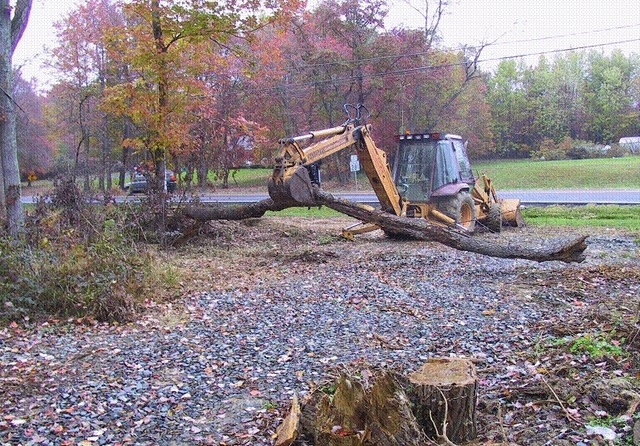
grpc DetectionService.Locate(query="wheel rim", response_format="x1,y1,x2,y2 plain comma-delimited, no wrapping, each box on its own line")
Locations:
460,201,473,229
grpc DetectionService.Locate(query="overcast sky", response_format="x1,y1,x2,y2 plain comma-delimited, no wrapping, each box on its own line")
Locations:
12,0,640,89
393,0,640,68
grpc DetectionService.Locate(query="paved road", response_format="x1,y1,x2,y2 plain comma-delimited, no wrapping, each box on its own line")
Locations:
22,189,640,205
498,189,640,205
195,190,640,206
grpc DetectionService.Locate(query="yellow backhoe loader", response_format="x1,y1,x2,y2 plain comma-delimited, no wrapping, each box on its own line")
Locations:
268,104,523,238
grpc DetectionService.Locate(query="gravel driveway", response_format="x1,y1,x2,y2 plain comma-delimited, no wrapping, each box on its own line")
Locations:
1,218,639,445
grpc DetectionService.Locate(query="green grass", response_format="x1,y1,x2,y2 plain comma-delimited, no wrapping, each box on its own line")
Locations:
522,204,640,231
265,206,343,217
232,157,640,191
224,168,270,187
473,156,640,189
24,156,640,192
265,202,640,231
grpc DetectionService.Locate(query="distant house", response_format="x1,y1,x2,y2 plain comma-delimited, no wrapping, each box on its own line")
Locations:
619,136,640,154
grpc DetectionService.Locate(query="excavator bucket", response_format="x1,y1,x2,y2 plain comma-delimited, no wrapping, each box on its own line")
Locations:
499,198,525,227
268,165,316,207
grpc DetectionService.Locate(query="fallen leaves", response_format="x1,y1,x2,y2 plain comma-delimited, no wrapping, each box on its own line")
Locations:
0,222,638,444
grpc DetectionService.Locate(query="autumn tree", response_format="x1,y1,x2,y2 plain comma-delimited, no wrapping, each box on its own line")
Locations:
250,0,393,184
583,50,636,144
49,0,124,191
13,71,52,178
0,0,31,236
181,42,270,188
102,0,302,194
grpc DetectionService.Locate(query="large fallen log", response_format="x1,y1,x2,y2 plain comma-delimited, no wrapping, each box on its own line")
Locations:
182,189,588,263
312,189,588,263
183,198,286,221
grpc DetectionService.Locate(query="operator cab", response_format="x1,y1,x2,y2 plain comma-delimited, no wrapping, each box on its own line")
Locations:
393,133,474,203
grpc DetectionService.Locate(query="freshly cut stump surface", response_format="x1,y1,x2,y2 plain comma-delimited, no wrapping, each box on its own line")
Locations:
407,358,478,443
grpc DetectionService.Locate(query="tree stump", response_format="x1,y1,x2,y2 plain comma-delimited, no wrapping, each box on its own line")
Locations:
313,373,428,446
406,358,478,443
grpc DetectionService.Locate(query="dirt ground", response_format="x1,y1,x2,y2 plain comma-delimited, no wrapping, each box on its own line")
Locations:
170,217,640,445
1,216,639,445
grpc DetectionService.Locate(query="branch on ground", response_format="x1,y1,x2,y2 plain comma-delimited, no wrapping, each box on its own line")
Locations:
182,189,588,263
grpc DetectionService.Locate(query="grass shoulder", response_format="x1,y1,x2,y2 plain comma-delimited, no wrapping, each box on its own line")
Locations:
473,156,640,190
521,204,640,232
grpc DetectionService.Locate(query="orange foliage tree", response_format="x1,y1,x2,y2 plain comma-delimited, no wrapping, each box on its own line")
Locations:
100,0,302,192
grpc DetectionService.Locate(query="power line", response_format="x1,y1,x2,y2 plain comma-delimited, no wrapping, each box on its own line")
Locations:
249,37,640,97
461,23,640,48
286,23,640,71
478,38,640,65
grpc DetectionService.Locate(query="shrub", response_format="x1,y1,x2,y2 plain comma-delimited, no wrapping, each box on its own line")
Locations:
603,143,628,158
533,138,567,160
531,138,630,161
0,235,174,323
1,179,180,324
567,145,588,160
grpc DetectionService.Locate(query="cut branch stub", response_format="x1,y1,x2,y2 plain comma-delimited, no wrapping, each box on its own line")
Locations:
275,393,301,446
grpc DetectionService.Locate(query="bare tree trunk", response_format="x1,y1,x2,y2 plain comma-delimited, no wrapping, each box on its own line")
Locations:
119,117,133,189
0,0,31,236
197,164,207,187
182,188,588,263
83,126,90,191
0,155,4,219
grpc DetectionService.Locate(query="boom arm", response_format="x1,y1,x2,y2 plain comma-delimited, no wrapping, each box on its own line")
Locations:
268,123,402,216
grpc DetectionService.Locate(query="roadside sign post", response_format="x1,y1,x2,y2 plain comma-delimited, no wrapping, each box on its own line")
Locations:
350,155,360,190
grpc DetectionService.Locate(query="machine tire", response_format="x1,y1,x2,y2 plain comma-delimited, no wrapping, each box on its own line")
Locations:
437,191,476,232
485,203,503,233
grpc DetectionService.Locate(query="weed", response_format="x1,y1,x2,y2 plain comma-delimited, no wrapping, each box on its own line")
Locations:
318,235,340,245
319,384,337,395
585,414,637,445
262,401,277,410
570,333,626,359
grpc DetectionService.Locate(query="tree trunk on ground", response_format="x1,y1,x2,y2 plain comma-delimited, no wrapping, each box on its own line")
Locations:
312,189,588,263
184,198,289,221
0,0,31,235
182,189,588,263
